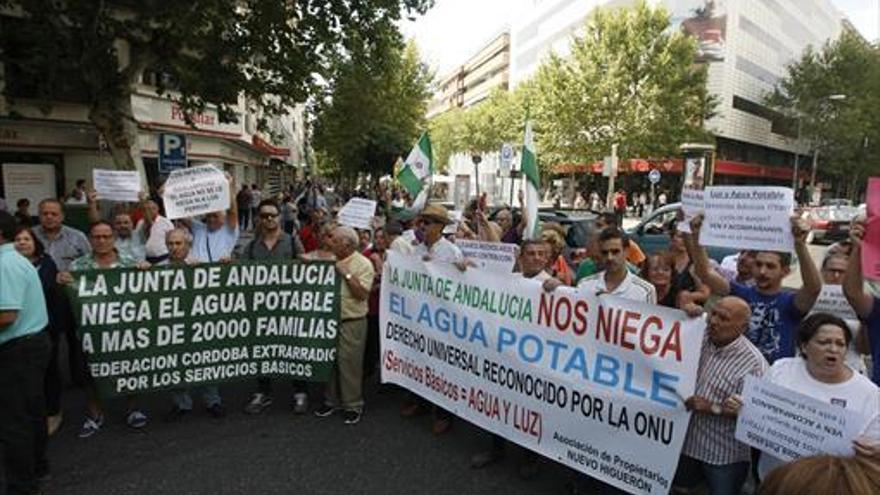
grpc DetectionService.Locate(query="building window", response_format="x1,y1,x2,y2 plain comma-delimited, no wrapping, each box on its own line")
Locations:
735,56,779,86
731,96,797,139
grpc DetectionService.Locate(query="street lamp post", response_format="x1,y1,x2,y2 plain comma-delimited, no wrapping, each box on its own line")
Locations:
472,154,482,197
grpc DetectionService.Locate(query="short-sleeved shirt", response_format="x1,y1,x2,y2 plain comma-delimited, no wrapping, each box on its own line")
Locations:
240,232,301,260
729,282,804,364
33,225,91,272
758,358,880,478
0,244,49,346
865,298,880,386
578,270,656,304
70,251,137,271
190,219,240,262
338,252,375,320
682,335,768,465
115,234,146,261
137,216,175,258
414,237,463,263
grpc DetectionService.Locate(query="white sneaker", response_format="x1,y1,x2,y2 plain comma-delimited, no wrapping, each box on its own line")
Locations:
244,393,273,415
292,393,308,414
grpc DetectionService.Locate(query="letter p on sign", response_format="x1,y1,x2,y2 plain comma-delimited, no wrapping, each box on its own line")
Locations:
159,133,187,173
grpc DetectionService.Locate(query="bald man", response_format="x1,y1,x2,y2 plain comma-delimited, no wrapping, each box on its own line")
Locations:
673,297,768,495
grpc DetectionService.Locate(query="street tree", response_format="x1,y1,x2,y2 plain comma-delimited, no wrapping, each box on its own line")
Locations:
0,0,432,181
531,1,715,170
311,40,432,181
768,29,880,198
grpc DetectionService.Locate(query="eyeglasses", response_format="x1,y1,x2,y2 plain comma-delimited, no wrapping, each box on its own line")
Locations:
260,213,278,219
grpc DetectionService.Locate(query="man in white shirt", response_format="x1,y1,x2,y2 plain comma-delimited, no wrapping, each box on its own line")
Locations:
186,174,239,263
414,204,463,264
578,227,656,303
136,196,175,263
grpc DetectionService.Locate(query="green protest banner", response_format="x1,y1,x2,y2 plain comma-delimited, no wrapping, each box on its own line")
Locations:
65,260,340,397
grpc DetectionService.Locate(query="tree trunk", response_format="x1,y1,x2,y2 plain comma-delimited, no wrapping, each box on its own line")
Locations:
88,88,149,191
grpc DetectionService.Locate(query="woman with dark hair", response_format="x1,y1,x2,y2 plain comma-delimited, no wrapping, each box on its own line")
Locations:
13,226,64,435
641,252,704,316
747,313,880,478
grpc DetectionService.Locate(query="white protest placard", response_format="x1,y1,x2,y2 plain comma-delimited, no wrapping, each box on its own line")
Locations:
162,165,229,220
810,285,859,323
93,168,141,202
381,251,705,495
337,198,377,230
457,239,518,272
678,188,704,234
443,210,463,235
700,186,794,252
2,163,56,210
735,375,865,462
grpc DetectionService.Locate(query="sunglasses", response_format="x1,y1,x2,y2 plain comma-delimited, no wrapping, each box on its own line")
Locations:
260,212,278,219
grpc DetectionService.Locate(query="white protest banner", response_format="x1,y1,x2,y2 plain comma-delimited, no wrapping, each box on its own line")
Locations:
443,210,463,235
457,239,517,272
735,375,865,461
701,186,794,252
93,169,141,202
162,165,229,220
380,251,704,495
678,188,704,234
337,198,377,230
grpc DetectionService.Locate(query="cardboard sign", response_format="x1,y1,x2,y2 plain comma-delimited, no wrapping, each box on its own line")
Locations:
93,169,141,202
456,239,517,272
863,178,880,280
736,375,865,462
337,198,377,230
701,186,794,252
162,165,229,220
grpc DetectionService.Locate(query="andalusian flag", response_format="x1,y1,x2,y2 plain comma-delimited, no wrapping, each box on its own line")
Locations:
521,120,540,240
396,132,433,198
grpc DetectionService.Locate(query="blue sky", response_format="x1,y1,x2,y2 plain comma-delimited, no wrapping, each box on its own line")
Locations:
401,0,879,75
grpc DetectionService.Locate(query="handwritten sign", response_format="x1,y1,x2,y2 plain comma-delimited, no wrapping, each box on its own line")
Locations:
162,165,229,220
93,169,141,202
337,198,377,230
701,186,794,252
736,375,864,462
457,239,517,272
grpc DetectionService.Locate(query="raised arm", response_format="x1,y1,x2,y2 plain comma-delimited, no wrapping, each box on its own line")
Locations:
684,214,730,296
86,190,101,223
842,217,875,318
792,216,822,314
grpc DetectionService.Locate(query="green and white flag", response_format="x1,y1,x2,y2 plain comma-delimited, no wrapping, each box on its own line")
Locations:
521,120,540,240
396,132,433,198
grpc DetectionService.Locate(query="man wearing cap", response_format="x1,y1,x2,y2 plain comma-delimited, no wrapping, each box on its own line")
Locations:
415,204,463,264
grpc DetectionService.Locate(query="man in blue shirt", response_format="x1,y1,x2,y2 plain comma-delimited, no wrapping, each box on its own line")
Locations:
0,210,51,495
842,216,880,461
687,213,822,363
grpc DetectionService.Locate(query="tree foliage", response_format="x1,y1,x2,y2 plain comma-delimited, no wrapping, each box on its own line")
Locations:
428,1,715,173
768,30,880,197
311,41,432,179
0,0,432,177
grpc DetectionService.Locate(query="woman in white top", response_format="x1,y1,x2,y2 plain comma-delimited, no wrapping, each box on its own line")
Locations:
757,313,880,480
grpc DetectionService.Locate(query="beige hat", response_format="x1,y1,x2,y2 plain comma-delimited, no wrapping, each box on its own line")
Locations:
418,203,452,225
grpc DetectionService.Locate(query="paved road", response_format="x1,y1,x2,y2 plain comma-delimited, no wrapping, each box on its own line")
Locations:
46,381,587,495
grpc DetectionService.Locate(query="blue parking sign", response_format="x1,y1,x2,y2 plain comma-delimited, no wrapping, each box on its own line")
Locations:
159,133,187,173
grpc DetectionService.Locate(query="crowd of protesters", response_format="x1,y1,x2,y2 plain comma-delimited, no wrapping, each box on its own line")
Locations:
0,174,878,495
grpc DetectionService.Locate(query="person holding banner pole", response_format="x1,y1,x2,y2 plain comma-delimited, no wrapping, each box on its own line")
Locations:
672,296,767,495
313,226,374,425
753,313,880,479
470,239,550,477
686,214,822,364
57,221,151,437
242,199,309,415
182,172,239,265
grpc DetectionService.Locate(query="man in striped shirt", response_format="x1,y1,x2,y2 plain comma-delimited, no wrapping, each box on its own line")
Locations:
673,296,768,495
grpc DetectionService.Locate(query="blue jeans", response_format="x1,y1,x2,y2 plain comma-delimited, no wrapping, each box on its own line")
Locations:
673,455,749,495
172,386,221,410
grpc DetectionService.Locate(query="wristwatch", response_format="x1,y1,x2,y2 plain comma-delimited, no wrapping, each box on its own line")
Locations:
345,273,352,281
710,403,722,415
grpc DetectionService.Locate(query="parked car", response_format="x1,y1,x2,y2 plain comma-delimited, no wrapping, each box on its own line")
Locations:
807,205,859,244
625,203,738,262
